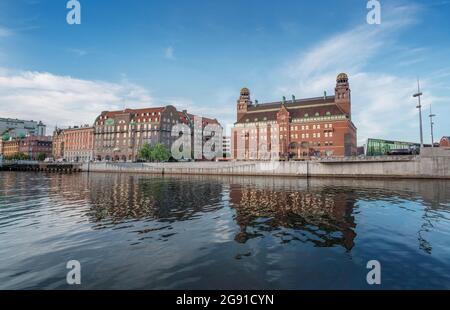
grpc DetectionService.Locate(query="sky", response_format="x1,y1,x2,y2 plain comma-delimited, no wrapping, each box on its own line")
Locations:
0,0,449,145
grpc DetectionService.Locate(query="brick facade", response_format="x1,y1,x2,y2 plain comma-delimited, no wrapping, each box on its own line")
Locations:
18,136,53,160
1,139,20,158
63,126,94,162
93,105,220,162
232,73,357,160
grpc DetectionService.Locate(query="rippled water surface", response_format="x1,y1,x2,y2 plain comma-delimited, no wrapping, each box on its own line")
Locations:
0,171,449,289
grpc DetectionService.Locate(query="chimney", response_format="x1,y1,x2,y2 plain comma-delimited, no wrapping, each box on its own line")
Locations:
292,95,296,102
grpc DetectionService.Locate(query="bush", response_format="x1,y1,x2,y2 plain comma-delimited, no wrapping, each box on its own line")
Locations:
5,152,30,161
138,143,171,162
37,153,47,161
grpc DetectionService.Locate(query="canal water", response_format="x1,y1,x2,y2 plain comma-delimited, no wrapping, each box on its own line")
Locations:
0,171,449,289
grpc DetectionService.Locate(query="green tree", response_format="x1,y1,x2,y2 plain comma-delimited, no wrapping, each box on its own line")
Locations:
37,152,47,161
138,143,153,161
152,143,171,162
138,143,171,162
7,152,29,161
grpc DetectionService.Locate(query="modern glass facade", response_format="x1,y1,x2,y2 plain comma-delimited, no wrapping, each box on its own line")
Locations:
365,138,420,156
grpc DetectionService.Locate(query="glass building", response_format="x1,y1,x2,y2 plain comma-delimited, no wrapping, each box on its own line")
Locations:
365,138,420,156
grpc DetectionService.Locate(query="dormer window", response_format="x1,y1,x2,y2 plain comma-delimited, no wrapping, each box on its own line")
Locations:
304,113,309,118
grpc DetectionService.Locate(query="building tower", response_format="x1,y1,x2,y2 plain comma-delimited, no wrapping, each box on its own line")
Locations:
335,73,351,118
237,87,252,122
37,121,46,136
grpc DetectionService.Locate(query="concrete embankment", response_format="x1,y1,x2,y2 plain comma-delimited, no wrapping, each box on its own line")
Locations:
81,148,450,179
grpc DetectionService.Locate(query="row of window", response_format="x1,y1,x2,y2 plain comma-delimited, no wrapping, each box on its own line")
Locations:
287,132,333,139
99,112,161,121
245,112,335,123
282,123,334,131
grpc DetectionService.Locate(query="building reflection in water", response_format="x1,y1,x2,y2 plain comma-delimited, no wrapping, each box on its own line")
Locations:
84,173,224,228
15,172,449,255
229,182,357,251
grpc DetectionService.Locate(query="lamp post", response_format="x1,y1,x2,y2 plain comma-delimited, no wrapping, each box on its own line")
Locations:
429,104,436,148
413,79,424,148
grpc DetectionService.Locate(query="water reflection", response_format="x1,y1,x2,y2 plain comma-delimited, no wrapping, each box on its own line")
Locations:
40,173,450,254
230,185,357,250
86,174,224,226
0,172,449,289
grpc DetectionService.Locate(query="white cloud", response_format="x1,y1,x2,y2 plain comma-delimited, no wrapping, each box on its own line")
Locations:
164,46,175,60
67,48,88,57
0,68,153,133
274,3,437,145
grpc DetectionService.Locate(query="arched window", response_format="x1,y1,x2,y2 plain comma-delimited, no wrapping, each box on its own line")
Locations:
315,112,320,117
326,111,331,116
304,113,309,118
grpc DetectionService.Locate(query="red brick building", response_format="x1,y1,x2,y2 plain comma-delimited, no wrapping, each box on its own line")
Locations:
63,126,94,162
93,105,220,162
440,136,450,147
18,136,52,160
232,73,357,160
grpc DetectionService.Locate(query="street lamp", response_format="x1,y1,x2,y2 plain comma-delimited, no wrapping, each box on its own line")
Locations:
413,79,424,148
429,104,436,148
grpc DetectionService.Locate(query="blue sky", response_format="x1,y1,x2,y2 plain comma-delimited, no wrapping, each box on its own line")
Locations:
0,0,449,145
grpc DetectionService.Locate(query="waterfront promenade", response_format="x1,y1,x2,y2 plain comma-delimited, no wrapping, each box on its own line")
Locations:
82,148,450,179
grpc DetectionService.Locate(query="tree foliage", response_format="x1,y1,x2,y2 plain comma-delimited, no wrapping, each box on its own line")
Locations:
138,143,171,162
4,152,30,161
37,152,47,161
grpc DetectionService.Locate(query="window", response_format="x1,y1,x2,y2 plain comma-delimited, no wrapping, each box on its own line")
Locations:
313,125,316,130
315,112,320,117
304,113,309,118
326,111,331,116
317,124,321,129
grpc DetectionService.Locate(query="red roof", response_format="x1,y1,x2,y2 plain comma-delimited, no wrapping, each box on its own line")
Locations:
237,96,347,124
